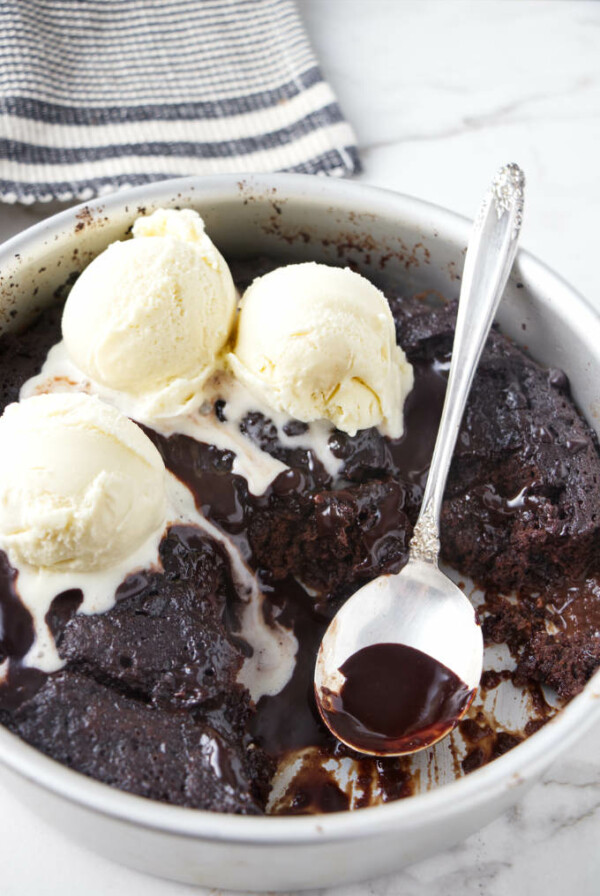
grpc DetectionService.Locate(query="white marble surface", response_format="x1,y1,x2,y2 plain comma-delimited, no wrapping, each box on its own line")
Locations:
0,1,599,893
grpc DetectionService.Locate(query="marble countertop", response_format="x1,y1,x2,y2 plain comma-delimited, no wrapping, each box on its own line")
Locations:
0,1,599,894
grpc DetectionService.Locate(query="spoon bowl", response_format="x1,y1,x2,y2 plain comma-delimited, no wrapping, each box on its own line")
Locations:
314,163,525,756
315,559,482,755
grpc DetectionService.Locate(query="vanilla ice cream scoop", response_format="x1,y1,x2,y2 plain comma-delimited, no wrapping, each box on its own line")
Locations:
228,263,413,437
62,208,237,419
0,393,167,571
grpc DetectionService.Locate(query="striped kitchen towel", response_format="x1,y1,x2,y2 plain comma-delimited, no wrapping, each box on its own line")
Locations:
0,0,360,204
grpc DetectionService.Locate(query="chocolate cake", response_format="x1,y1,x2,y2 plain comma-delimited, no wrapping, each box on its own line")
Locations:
1,254,599,814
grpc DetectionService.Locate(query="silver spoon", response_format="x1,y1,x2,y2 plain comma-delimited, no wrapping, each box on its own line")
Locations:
315,163,525,756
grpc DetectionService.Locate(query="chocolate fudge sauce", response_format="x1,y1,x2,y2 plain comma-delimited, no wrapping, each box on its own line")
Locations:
0,553,33,665
318,643,474,754
0,554,59,712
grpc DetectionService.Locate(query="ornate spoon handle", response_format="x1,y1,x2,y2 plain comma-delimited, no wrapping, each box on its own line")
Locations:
410,163,525,563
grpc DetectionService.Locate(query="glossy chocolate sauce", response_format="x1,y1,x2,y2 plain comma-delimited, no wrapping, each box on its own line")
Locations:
545,577,600,637
319,643,475,754
0,552,33,665
0,553,51,711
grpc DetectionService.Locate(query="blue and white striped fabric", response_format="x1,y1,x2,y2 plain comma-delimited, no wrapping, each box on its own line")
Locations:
0,0,360,203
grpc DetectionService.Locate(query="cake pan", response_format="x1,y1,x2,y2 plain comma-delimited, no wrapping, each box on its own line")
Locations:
0,173,598,890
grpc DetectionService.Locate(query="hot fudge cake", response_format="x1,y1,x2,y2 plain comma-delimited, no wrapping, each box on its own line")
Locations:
0,209,599,815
